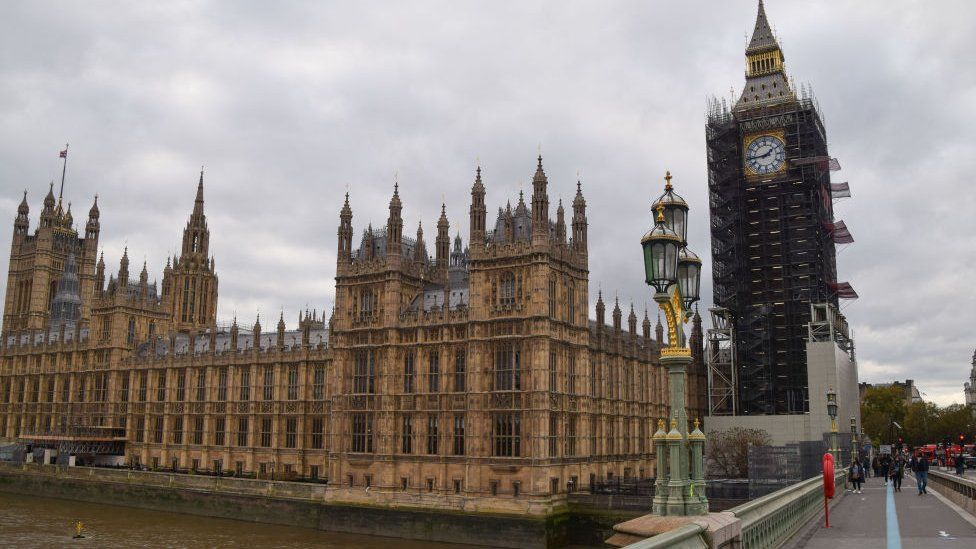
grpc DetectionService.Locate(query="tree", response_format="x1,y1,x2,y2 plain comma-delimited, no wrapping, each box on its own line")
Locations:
860,386,907,444
706,427,771,478
904,401,939,446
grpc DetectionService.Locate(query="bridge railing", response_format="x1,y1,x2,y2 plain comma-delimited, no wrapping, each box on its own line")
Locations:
623,469,845,549
928,470,976,516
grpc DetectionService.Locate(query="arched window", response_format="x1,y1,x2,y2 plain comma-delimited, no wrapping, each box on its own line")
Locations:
126,317,136,345
500,272,516,306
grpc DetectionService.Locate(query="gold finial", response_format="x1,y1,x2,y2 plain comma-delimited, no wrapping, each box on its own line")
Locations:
693,418,701,430
658,419,665,431
664,170,673,190
656,203,665,223
670,418,678,431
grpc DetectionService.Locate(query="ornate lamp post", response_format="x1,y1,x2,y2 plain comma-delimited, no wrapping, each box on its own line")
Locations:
850,416,858,463
642,171,707,517
826,388,839,463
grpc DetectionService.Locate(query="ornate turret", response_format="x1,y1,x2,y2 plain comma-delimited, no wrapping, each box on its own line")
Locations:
436,203,449,271
555,199,566,244
596,290,606,329
572,180,587,252
94,251,105,296
642,308,651,340
612,297,622,333
628,303,637,337
276,312,286,349
171,171,218,332
386,184,403,258
469,165,487,252
40,183,56,228
655,314,664,345
85,195,99,240
414,221,427,263
338,192,353,265
229,316,239,351
14,191,29,236
118,247,130,287
531,155,550,244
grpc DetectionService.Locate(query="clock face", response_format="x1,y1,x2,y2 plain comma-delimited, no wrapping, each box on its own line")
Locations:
745,135,786,175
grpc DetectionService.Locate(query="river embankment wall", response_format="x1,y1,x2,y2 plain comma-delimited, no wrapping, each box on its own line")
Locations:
0,462,636,548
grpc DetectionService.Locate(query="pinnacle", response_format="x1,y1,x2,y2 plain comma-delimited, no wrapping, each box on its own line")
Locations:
746,0,780,55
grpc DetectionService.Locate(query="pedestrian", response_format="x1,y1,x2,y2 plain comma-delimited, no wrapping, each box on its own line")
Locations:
862,456,871,479
891,456,904,492
849,459,864,494
872,456,880,478
915,454,929,495
880,454,891,486
956,453,966,476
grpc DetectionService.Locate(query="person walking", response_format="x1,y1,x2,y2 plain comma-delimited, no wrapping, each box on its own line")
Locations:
849,459,864,494
880,454,891,486
872,455,880,478
915,454,929,495
891,456,904,492
862,455,872,480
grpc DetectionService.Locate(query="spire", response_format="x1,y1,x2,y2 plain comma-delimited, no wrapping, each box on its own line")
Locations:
44,182,56,210
118,247,130,285
531,154,550,241
436,203,450,270
139,260,149,285
642,308,651,339
596,290,606,328
18,191,28,215
14,190,29,235
63,202,73,228
414,221,428,263
746,0,779,55
555,199,566,243
612,297,622,332
338,192,354,264
628,303,637,336
95,251,106,295
572,179,587,252
469,164,487,248
386,183,403,257
194,168,205,216
655,314,664,344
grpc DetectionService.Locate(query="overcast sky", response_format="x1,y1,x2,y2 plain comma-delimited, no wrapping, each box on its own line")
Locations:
1,1,974,406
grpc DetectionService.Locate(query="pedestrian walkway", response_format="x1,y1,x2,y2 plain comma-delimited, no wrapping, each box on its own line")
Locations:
799,473,976,548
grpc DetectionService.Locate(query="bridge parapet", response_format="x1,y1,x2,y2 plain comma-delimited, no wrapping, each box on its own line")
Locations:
620,469,846,549
929,470,976,517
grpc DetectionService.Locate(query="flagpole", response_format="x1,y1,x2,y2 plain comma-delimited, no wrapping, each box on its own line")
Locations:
58,143,69,199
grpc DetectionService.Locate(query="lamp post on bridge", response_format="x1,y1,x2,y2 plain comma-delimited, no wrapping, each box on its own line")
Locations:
642,171,707,517
850,416,858,464
826,388,839,464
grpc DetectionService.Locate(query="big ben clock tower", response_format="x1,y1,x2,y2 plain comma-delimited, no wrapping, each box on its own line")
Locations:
706,1,849,417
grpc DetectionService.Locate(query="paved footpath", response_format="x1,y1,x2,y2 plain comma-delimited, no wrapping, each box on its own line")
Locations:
799,473,976,548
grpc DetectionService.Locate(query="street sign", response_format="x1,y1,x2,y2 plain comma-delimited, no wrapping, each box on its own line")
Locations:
880,445,892,455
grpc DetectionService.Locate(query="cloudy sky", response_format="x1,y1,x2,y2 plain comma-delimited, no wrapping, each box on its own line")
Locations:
1,1,974,406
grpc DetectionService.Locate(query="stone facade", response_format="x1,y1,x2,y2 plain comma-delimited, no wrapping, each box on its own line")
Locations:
0,158,707,516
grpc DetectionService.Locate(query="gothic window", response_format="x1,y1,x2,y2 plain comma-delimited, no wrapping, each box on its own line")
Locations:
287,366,298,400
193,416,204,445
172,417,184,444
426,414,438,455
196,369,206,401
153,416,164,444
237,417,249,446
239,368,251,401
181,279,190,323
401,414,413,454
101,317,110,341
262,366,274,400
61,377,70,403
311,417,324,449
138,371,147,401
192,234,199,253
215,417,226,446
354,350,375,394
453,414,465,456
568,353,576,395
493,345,521,391
492,412,521,457
313,366,325,400
565,416,577,457
549,413,558,457
500,272,515,306
260,418,272,447
567,282,575,323
149,321,155,338
548,278,556,317
126,318,136,345
549,350,557,393
428,350,440,393
359,288,376,318
120,373,130,403
352,413,373,453
217,368,228,401
46,378,54,402
135,416,145,443
453,349,466,392
285,417,297,448
403,351,415,393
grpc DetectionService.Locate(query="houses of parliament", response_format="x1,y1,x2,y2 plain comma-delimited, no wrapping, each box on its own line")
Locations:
0,157,707,514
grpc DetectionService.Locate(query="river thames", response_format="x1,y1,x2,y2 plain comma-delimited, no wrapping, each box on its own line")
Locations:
0,491,486,548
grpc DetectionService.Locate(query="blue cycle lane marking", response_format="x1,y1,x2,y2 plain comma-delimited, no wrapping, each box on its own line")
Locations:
885,482,902,549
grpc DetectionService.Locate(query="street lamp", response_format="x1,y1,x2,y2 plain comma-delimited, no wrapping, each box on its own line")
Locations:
850,416,858,462
643,171,706,517
826,388,839,463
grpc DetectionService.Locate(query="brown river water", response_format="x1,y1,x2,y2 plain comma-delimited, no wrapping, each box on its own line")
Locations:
0,491,491,548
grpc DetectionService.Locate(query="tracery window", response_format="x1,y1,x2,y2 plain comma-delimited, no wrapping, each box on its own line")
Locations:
493,412,521,457
354,350,375,394
493,345,521,391
352,413,373,453
500,272,515,306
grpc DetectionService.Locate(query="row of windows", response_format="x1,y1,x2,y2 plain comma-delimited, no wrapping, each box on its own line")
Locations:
128,415,326,449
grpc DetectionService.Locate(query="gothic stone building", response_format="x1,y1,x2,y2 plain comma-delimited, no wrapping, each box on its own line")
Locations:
0,158,706,515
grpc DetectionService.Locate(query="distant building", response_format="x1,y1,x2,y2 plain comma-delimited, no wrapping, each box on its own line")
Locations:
0,158,709,515
858,379,923,407
965,350,976,418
